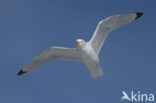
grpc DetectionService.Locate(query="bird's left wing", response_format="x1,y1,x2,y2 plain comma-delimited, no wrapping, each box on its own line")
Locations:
17,46,81,75
89,12,143,54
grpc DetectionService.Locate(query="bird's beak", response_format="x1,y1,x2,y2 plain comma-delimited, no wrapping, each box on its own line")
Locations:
76,40,79,45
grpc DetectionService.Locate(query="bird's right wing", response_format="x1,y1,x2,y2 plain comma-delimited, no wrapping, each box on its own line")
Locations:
89,12,143,54
17,46,81,75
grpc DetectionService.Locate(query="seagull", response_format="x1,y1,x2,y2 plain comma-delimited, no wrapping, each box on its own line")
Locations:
17,12,143,78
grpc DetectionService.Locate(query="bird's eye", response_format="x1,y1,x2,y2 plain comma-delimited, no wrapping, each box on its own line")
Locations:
81,41,83,43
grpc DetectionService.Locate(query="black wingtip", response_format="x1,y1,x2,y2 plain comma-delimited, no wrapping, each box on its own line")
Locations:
17,70,27,76
135,12,143,20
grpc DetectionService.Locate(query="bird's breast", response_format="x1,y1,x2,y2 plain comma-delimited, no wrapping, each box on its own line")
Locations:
79,45,98,63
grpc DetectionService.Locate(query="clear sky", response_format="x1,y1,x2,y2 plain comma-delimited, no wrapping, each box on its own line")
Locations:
0,0,156,103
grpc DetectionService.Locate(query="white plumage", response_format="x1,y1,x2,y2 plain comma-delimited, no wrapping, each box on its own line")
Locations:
17,12,143,78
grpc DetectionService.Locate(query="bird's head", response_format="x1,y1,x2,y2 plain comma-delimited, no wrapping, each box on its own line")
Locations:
75,39,86,47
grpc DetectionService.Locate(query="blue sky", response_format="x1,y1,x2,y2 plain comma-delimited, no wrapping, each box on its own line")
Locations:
0,0,156,103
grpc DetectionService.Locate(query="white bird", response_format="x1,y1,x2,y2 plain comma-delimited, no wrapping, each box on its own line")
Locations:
17,12,143,78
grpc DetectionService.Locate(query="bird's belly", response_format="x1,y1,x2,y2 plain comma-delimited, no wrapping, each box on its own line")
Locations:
80,48,100,75
80,46,99,64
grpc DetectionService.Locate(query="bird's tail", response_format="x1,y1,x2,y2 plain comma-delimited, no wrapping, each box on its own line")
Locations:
90,67,104,78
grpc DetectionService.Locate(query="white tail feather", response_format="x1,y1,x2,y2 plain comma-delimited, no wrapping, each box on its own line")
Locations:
90,67,104,78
